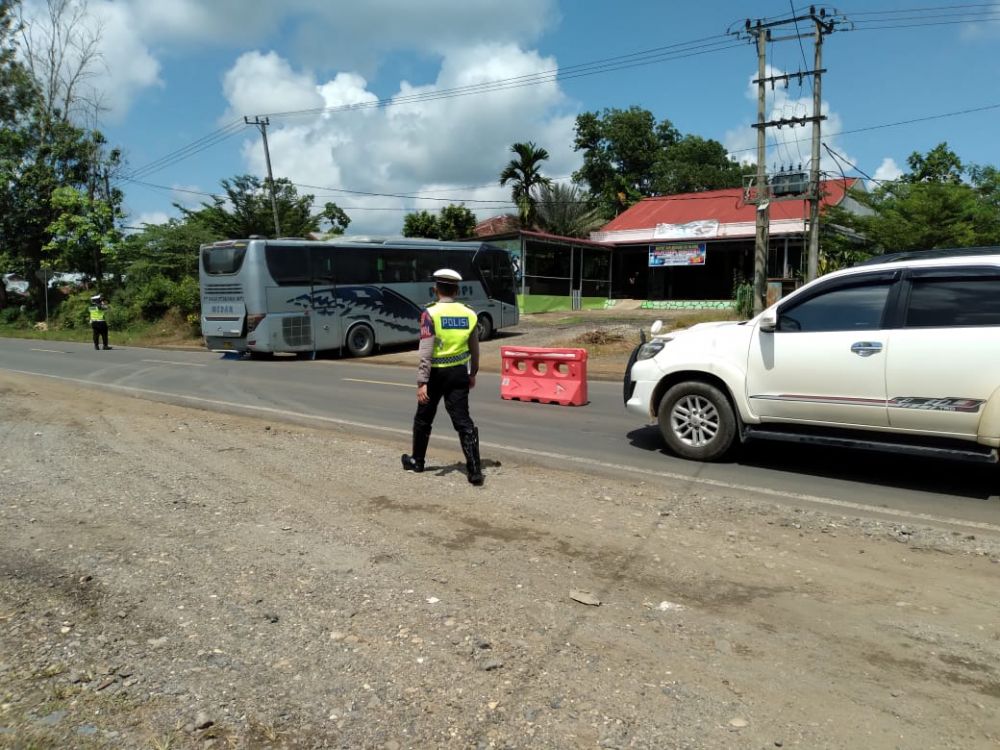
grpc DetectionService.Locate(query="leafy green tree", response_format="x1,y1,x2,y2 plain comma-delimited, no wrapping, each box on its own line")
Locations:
0,0,33,125
903,142,964,184
0,115,108,312
43,185,124,279
403,210,439,238
573,107,746,217
535,183,606,238
403,204,477,240
0,0,122,314
573,107,662,214
499,141,552,228
179,175,349,239
821,144,1000,267
653,135,746,195
322,202,351,235
117,218,220,283
437,204,477,240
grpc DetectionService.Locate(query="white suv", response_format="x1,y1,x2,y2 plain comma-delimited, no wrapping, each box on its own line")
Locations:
624,248,1000,465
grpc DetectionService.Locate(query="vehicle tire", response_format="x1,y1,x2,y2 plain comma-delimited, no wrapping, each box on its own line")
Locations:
345,324,376,357
657,381,736,461
476,314,494,342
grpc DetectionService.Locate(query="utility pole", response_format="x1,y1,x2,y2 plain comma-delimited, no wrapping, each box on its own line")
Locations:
244,115,282,238
752,24,770,314
806,22,825,282
736,6,843,305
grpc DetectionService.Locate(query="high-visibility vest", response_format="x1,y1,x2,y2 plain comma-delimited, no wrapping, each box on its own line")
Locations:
427,301,477,368
89,305,106,323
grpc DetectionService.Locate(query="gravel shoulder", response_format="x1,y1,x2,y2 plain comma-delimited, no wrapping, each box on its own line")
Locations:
1,372,999,749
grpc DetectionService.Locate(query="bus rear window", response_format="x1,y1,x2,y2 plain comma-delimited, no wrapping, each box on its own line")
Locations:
202,245,247,275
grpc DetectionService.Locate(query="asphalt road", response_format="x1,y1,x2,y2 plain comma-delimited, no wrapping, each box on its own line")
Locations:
2,336,999,533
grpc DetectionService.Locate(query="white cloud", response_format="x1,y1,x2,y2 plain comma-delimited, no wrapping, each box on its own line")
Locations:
872,157,903,184
19,0,559,122
89,2,161,121
131,211,171,227
124,0,558,73
225,44,579,234
222,51,326,119
723,66,853,178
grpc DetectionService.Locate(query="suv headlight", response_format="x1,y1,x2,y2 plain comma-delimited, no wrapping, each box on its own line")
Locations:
636,338,670,361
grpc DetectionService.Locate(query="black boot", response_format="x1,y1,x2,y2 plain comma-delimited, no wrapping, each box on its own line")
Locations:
460,428,484,486
401,426,431,472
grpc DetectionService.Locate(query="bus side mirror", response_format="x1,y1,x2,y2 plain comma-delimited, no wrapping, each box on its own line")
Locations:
759,311,777,332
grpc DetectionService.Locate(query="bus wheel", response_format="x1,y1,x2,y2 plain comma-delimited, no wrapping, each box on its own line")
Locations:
476,314,493,341
346,324,375,357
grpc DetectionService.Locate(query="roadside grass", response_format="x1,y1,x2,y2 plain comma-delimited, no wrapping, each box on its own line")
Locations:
547,308,739,359
668,308,741,329
0,310,202,349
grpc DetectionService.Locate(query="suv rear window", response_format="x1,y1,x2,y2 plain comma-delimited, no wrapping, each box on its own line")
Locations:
905,276,1000,327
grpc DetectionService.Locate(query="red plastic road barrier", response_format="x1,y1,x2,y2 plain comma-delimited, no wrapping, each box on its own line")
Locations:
500,346,588,406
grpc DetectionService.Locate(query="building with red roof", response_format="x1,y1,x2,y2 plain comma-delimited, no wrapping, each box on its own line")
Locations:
590,178,866,302
467,178,867,311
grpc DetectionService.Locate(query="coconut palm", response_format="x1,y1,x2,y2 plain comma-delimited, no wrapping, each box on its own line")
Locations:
499,141,552,228
534,182,608,238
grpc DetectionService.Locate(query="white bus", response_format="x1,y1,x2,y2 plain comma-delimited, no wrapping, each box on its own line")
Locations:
199,237,519,357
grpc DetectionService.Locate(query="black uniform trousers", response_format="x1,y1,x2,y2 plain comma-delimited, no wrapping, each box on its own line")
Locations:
414,364,475,436
91,321,109,349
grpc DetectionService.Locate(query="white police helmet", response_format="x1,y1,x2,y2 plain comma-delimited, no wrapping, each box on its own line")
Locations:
90,294,102,302
432,268,462,283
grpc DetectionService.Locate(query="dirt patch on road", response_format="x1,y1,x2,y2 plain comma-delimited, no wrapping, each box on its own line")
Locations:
1,372,999,749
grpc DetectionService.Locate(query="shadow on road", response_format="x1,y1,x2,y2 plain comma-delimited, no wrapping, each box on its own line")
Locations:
626,426,998,501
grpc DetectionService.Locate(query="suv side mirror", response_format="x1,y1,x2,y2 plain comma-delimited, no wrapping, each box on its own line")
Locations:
759,310,777,332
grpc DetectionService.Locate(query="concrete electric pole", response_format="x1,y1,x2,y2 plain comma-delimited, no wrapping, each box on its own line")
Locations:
753,25,770,315
806,22,825,282
737,7,843,310
244,116,282,238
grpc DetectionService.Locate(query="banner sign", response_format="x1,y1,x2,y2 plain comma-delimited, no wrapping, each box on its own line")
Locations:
649,242,707,267
652,219,719,240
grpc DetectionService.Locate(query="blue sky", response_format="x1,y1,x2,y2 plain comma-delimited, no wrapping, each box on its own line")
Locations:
26,1,1000,235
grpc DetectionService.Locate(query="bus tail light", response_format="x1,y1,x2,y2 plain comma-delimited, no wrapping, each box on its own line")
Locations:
247,313,266,333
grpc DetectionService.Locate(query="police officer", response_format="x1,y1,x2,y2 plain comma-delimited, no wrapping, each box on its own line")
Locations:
401,268,484,485
89,294,111,350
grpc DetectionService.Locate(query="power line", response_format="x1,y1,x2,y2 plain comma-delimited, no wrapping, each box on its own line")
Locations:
261,39,743,121
118,35,740,182
851,13,1000,30
790,0,814,93
729,101,1000,156
125,120,246,181
128,99,1000,214
846,3,997,14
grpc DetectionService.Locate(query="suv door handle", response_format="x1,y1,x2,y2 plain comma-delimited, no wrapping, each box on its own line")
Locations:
850,341,883,357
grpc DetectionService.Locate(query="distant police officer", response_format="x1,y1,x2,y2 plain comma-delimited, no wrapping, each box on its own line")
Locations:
401,268,484,485
89,294,111,351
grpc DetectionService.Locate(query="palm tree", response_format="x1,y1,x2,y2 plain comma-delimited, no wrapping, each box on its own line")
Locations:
499,142,552,228
534,182,608,238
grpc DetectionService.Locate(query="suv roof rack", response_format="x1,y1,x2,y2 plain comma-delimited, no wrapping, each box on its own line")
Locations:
858,246,1000,266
